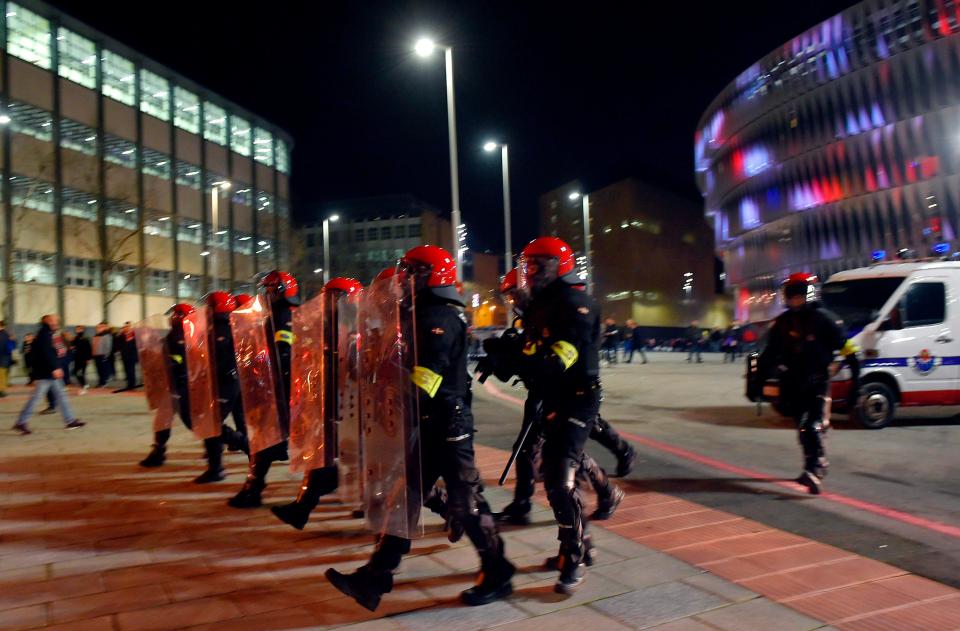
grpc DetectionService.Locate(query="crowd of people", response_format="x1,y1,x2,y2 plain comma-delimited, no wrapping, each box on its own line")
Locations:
592,318,758,365
6,319,140,434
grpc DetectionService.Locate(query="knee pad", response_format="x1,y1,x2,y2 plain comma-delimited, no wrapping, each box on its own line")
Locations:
446,485,480,520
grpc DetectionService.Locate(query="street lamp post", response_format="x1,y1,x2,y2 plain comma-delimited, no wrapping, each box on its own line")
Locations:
210,181,230,291
322,214,340,284
569,191,593,295
415,37,462,280
484,141,512,275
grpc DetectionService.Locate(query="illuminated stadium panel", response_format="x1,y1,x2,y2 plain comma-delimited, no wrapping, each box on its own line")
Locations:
695,0,960,320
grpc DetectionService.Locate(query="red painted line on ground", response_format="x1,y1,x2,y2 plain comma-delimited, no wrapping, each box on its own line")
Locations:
481,379,960,540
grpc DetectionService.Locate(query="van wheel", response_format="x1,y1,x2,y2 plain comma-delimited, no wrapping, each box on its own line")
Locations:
857,382,895,429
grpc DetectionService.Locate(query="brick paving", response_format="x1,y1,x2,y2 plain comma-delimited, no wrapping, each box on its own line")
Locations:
0,385,956,629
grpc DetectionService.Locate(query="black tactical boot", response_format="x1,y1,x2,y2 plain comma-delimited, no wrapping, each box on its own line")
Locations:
139,444,166,468
461,555,515,606
325,566,392,612
590,486,625,521
554,554,586,594
228,476,265,508
796,470,823,495
545,535,596,570
193,468,225,484
494,501,531,526
614,445,637,478
270,467,338,530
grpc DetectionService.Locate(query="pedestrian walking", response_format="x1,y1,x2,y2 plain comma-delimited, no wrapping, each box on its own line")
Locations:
623,319,647,364
0,320,14,397
686,320,703,363
71,326,92,391
116,321,139,392
92,323,113,387
12,314,85,435
602,318,619,365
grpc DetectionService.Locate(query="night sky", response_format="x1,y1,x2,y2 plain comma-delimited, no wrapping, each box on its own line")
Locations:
48,0,852,253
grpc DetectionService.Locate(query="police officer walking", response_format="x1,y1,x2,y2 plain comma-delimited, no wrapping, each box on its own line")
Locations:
513,237,605,593
325,245,514,611
751,273,856,494
205,292,249,456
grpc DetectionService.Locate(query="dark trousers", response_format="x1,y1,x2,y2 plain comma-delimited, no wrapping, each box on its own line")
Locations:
784,379,830,474
95,356,110,387
602,346,617,364
369,409,501,574
122,357,137,390
687,345,702,362
73,359,88,387
625,345,646,363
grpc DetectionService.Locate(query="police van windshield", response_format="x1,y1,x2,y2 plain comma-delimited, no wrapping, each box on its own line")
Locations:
821,277,905,332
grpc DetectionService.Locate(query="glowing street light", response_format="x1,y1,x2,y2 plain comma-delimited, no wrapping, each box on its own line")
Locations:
209,180,231,291
570,191,593,295
414,35,462,280
483,140,513,274
322,214,340,283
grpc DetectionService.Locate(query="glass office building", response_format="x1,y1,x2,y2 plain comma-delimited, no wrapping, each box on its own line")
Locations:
1,0,292,329
696,0,960,321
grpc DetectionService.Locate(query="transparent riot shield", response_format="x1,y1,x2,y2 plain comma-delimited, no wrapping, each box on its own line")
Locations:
183,308,221,441
135,315,174,433
231,295,287,455
288,291,327,473
336,290,363,503
360,276,422,539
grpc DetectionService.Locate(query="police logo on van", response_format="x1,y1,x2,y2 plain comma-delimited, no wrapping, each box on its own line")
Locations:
909,349,940,375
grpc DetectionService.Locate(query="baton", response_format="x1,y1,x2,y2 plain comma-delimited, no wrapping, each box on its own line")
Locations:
499,417,535,486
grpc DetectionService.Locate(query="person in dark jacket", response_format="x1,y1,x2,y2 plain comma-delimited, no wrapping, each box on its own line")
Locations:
686,321,703,363
623,319,647,364
92,323,113,387
22,333,35,385
115,321,139,392
71,326,92,390
12,315,85,435
601,318,619,364
0,320,13,397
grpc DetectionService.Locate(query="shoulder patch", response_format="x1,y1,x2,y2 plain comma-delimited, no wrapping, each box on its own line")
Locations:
577,306,590,315
431,327,445,335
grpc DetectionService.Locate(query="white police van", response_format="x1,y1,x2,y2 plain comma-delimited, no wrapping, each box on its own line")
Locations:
821,259,960,428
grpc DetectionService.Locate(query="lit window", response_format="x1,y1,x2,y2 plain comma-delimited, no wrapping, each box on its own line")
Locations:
142,147,170,179
10,174,54,213
175,160,201,189
9,101,52,141
179,274,201,298
253,128,273,166
6,4,50,69
234,231,253,254
140,70,169,121
64,257,100,288
174,87,200,134
146,269,172,294
256,191,273,213
230,116,251,156
62,186,98,220
207,226,229,250
101,50,135,106
104,134,137,168
203,102,227,145
275,138,290,174
60,118,97,155
144,212,173,238
231,186,252,206
104,199,139,230
107,263,138,293
177,219,203,245
13,250,56,284
56,28,95,88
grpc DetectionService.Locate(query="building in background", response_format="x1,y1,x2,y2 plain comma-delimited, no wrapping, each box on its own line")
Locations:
298,195,451,297
462,250,505,327
696,0,960,321
540,177,726,328
0,0,292,333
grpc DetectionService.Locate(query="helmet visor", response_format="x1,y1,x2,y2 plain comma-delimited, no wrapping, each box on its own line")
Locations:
397,258,432,294
518,254,558,294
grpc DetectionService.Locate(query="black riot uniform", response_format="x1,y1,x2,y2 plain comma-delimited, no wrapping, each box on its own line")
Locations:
212,311,248,454
139,317,223,481
325,246,514,612
228,281,297,508
520,277,602,591
754,275,855,494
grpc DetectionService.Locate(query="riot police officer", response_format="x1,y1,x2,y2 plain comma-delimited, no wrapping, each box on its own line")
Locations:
205,291,248,456
751,273,856,494
514,237,603,593
325,245,514,611
228,270,299,508
272,276,363,529
481,269,625,535
139,304,224,484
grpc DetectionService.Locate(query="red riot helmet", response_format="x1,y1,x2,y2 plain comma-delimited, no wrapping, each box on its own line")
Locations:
499,268,528,314
397,245,460,302
518,236,577,295
204,291,238,314
373,267,396,284
166,303,195,325
258,270,300,305
783,272,818,303
324,277,363,295
233,293,254,308
499,268,518,295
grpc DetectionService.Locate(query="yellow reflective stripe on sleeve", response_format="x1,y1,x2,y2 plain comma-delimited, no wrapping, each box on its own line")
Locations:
411,366,443,398
840,339,859,357
170,354,184,364
275,330,295,345
550,340,579,370
522,341,539,356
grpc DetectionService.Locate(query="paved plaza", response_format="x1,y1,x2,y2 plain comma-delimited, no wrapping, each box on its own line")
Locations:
1,358,959,630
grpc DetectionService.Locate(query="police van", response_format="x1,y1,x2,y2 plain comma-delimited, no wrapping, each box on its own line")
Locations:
820,259,960,429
